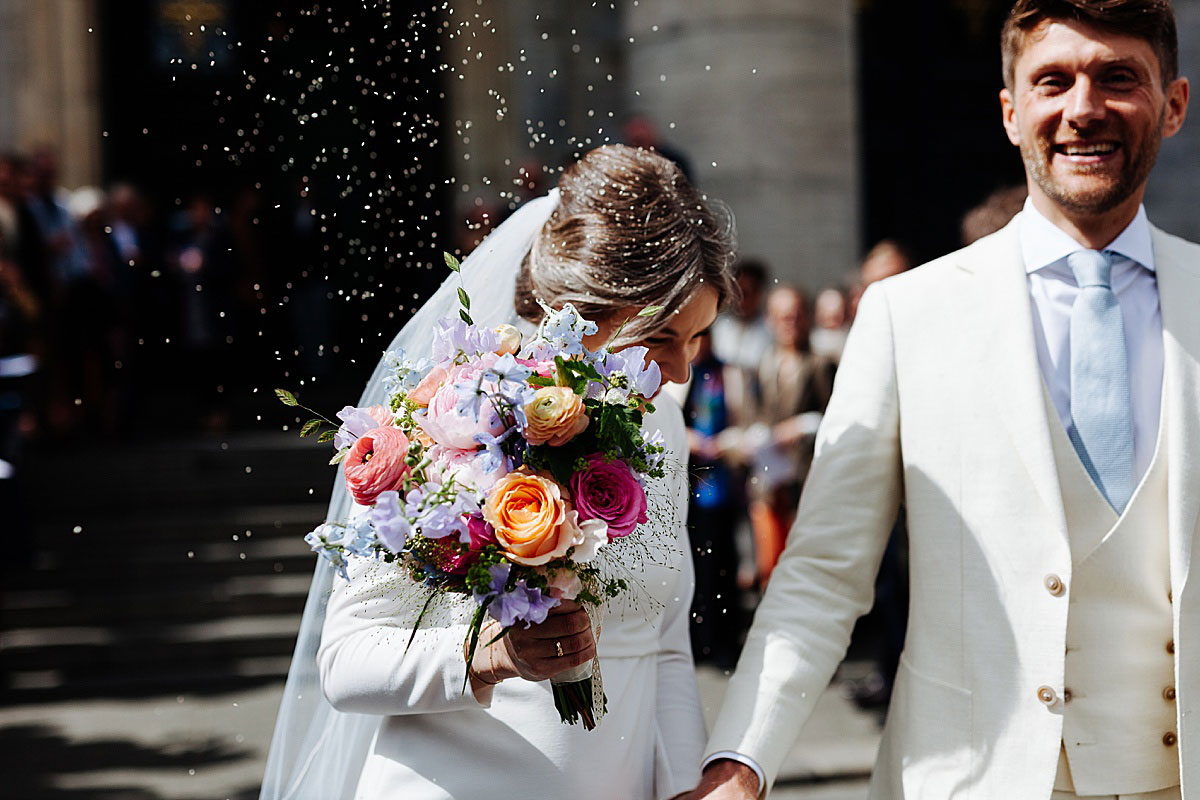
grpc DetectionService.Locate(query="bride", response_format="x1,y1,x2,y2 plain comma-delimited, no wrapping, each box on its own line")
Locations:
260,144,737,800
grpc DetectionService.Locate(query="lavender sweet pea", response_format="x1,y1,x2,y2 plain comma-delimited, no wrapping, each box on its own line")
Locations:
571,454,649,538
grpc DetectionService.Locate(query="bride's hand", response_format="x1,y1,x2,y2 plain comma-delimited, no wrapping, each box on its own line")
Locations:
471,601,596,686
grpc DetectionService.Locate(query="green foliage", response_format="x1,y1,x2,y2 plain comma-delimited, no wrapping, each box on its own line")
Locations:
317,430,337,443
459,309,474,325
444,252,462,272
275,388,299,407
637,305,665,318
457,287,471,310
299,419,322,438
527,375,555,387
329,447,350,465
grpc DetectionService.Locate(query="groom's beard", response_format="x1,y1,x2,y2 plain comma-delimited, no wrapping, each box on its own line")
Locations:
1018,109,1163,215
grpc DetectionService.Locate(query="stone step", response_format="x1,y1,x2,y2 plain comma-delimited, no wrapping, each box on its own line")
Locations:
0,574,312,629
0,614,302,683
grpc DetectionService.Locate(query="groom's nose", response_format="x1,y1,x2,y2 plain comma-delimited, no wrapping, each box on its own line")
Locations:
1064,76,1106,128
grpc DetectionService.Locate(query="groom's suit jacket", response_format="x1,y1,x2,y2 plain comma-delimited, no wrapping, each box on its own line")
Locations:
705,218,1200,798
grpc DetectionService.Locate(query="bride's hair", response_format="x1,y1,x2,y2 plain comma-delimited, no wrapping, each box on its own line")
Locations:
515,144,737,343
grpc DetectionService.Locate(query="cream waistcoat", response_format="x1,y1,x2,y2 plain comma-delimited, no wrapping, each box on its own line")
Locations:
1048,388,1178,795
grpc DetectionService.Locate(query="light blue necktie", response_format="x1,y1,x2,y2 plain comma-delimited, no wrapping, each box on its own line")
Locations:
1066,250,1135,513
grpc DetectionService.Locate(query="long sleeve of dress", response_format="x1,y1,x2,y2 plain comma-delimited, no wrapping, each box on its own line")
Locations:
651,399,708,799
318,509,484,716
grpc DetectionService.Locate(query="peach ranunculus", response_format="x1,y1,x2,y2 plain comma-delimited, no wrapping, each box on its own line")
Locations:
522,386,589,447
483,469,605,565
408,365,449,408
344,426,412,505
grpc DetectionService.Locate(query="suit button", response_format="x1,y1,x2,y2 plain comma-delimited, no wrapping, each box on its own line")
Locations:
1167,640,1175,655
1044,574,1065,596
1164,732,1178,747
1037,686,1057,705
1164,687,1177,701
1062,688,1073,703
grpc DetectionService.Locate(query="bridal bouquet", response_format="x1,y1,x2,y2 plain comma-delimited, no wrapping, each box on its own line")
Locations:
278,254,667,729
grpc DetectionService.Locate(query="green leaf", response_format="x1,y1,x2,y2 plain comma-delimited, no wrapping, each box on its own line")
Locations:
444,252,461,272
299,419,322,438
317,430,337,443
459,309,474,325
329,447,350,465
642,402,656,414
637,305,665,318
527,375,554,387
275,388,299,407
457,287,471,310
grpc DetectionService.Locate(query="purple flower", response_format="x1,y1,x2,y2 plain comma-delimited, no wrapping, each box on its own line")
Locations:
334,405,386,450
370,491,413,551
481,565,561,628
595,346,662,399
411,487,478,541
474,427,515,474
431,319,503,364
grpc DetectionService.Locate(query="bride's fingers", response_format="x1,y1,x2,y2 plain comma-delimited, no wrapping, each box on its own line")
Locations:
522,609,591,640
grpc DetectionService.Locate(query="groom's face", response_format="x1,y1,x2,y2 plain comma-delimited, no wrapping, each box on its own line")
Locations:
1000,19,1189,218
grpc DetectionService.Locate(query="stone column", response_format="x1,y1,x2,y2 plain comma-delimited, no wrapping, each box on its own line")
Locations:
0,0,102,189
625,0,860,290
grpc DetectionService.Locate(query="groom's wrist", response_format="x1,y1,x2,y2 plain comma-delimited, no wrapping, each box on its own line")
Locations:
700,754,763,796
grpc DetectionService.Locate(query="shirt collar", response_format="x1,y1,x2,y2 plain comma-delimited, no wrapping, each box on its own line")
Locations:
1018,197,1155,274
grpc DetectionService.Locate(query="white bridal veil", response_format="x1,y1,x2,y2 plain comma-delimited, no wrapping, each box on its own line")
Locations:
259,190,561,799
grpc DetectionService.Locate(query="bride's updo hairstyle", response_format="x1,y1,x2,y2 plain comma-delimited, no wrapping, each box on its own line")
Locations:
515,144,736,343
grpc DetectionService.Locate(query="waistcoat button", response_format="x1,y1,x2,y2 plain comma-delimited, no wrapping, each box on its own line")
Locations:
1164,732,1178,747
1037,686,1057,705
1167,640,1175,655
1164,687,1177,701
1044,574,1065,596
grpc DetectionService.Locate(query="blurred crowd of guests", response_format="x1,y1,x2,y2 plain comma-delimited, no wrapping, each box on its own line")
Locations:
677,183,1029,710
0,146,338,541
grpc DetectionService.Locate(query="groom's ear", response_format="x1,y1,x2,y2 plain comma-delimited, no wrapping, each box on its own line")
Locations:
999,87,1022,147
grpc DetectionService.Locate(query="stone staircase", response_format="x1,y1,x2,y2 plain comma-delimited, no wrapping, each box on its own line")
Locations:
0,432,332,705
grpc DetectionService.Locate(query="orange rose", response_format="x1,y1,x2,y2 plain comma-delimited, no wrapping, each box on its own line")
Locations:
523,386,589,446
408,365,449,408
484,470,589,566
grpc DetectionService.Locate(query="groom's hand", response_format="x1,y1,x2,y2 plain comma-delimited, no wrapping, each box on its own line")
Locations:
681,760,760,799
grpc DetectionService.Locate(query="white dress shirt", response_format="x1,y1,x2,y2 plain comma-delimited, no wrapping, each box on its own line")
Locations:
1020,199,1163,482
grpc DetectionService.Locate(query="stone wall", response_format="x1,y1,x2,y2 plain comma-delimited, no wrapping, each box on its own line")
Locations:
0,0,102,189
624,0,859,291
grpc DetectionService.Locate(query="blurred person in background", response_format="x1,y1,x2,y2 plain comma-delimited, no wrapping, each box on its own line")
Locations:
710,258,772,373
809,285,850,362
741,285,835,586
962,184,1029,245
622,113,695,182
166,193,236,431
847,239,912,322
846,240,914,712
25,147,102,438
0,238,42,567
682,329,752,669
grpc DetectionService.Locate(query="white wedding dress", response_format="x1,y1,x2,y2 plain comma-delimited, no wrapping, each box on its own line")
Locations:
259,190,706,800
319,398,705,800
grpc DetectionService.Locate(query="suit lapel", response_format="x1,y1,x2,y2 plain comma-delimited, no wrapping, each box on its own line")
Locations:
1152,227,1200,597
965,220,1069,540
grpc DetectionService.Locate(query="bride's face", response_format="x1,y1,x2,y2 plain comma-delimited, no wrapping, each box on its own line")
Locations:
586,285,719,392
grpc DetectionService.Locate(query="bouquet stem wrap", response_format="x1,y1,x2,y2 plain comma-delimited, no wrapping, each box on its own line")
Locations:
550,604,605,729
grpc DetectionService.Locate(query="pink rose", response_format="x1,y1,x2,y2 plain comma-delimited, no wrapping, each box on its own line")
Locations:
344,426,412,505
418,367,507,451
429,445,508,492
570,454,649,538
437,515,497,575
409,365,449,408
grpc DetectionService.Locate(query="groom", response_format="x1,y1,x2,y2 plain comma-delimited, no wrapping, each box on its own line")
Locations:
688,1,1197,798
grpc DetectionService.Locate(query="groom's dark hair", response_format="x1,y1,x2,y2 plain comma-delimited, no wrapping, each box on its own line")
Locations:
1002,0,1178,89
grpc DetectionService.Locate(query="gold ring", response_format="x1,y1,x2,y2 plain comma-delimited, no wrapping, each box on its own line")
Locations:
555,641,564,658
